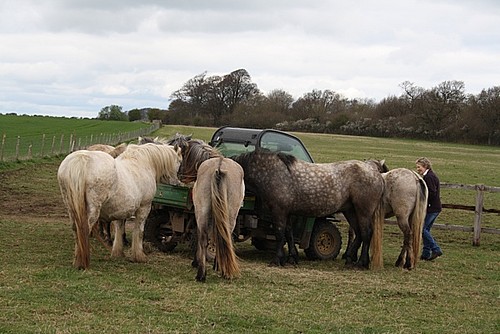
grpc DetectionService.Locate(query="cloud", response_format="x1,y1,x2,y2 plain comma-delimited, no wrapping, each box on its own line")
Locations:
0,0,499,118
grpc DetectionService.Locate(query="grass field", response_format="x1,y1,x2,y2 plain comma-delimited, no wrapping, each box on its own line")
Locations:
0,124,499,333
0,115,154,161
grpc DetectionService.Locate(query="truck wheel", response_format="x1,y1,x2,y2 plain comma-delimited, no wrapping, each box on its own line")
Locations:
304,220,342,260
144,210,177,252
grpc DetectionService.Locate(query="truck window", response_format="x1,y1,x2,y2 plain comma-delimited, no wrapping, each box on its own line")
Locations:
216,142,255,158
260,132,312,162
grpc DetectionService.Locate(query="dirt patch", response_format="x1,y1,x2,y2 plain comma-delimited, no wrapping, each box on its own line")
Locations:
0,160,67,220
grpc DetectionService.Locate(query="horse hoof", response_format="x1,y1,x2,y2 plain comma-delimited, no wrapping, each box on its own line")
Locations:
268,261,280,267
195,276,206,283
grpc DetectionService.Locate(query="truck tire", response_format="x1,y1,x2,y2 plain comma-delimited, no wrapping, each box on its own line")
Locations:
144,209,178,252
304,220,342,260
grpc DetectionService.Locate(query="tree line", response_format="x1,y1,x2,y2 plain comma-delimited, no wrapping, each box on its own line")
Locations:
100,69,500,146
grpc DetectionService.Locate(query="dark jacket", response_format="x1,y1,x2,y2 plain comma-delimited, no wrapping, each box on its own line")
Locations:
423,169,442,213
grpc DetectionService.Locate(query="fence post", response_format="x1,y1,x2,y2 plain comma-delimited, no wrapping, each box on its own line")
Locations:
40,134,46,157
0,133,5,162
15,136,20,160
59,134,64,154
473,184,485,246
51,136,56,155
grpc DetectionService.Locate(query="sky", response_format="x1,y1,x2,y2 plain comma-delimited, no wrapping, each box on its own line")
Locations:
1,1,499,119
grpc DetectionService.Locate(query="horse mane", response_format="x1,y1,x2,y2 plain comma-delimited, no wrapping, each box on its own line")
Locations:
365,159,389,173
137,136,170,145
119,143,180,183
179,139,223,183
233,149,297,172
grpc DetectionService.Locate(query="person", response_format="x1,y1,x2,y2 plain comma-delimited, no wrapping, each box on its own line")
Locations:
416,157,443,261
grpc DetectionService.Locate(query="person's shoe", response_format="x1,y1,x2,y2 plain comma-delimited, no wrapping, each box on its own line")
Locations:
428,250,443,261
420,255,430,261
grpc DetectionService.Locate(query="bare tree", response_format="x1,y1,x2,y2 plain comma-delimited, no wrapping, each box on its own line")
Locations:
470,86,500,145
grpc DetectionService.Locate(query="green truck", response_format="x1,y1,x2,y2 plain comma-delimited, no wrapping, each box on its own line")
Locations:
144,127,342,261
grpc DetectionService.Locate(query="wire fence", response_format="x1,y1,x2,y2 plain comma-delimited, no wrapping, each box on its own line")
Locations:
0,122,160,162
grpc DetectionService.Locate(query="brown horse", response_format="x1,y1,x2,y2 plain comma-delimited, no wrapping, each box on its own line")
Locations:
365,160,428,269
171,136,244,282
233,150,385,269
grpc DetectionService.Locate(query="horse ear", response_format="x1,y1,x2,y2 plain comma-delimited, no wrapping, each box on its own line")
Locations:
380,159,386,166
187,134,193,140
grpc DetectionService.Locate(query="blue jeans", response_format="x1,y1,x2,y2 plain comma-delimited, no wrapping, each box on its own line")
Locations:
422,211,442,258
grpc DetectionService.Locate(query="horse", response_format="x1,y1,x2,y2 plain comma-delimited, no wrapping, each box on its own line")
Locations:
86,143,128,246
87,143,127,158
232,150,385,269
57,143,182,270
363,159,428,270
170,135,244,282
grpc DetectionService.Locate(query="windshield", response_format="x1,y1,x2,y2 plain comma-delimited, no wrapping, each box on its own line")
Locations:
260,132,312,162
216,142,255,158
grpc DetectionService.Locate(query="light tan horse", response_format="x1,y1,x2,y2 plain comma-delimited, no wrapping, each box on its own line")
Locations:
87,143,127,158
171,136,244,282
366,160,428,270
57,143,182,270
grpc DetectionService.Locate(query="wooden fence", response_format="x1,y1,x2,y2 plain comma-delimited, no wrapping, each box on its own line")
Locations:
384,183,500,246
0,122,160,162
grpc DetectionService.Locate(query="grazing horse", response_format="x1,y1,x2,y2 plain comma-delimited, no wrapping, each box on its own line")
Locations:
57,143,182,270
232,150,385,269
364,159,428,270
170,136,244,282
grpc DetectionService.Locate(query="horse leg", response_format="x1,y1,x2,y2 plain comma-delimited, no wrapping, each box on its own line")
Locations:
342,227,355,260
195,216,209,282
270,214,287,267
356,215,373,269
285,222,299,265
342,210,362,265
130,205,151,263
395,215,411,269
111,220,125,258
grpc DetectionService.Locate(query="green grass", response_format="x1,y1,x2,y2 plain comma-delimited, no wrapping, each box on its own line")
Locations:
0,114,154,161
0,124,499,333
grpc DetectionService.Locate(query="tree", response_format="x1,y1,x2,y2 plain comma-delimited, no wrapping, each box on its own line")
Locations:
98,105,127,121
128,109,142,122
266,89,294,114
468,87,500,145
419,81,466,136
170,69,260,125
291,89,345,121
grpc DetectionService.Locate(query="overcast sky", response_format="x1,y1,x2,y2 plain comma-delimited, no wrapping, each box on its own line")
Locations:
1,0,499,119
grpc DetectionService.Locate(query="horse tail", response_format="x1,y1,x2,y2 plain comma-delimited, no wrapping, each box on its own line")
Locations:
58,154,91,270
370,193,385,270
210,161,240,279
411,174,428,267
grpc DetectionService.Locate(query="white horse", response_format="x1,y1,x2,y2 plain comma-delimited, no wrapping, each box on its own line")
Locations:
57,143,182,269
366,160,428,269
